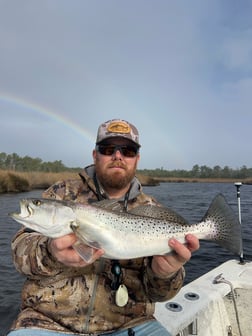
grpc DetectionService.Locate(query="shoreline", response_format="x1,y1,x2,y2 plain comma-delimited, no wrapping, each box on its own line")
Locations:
150,176,252,184
1,170,251,193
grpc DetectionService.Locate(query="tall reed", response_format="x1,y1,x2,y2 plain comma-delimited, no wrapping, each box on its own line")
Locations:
0,170,159,193
0,170,80,193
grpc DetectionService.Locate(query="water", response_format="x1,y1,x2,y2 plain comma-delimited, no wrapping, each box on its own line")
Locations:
143,182,252,280
0,190,42,336
0,183,251,335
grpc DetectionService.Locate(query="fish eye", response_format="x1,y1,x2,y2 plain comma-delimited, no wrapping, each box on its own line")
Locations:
33,199,41,206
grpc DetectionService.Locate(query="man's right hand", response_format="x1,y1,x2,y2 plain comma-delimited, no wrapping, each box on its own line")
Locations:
48,233,104,267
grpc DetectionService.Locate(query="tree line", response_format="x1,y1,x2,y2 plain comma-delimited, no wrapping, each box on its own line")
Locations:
138,165,252,179
0,152,79,173
1,152,252,179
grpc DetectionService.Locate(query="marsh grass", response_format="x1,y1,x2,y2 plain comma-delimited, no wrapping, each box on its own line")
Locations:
0,170,80,193
0,170,251,193
0,170,160,193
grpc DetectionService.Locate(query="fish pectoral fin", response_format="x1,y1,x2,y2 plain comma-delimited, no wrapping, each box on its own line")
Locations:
71,219,102,262
72,220,102,248
73,240,101,263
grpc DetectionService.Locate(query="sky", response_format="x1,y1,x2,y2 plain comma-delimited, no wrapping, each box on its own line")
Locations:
0,0,252,170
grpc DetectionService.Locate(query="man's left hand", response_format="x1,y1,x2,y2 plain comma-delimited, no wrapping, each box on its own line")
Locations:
151,234,200,277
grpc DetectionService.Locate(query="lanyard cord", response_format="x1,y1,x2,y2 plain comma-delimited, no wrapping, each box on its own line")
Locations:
123,184,131,211
93,173,104,201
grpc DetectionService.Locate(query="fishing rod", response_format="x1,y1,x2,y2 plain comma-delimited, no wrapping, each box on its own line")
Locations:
234,182,244,264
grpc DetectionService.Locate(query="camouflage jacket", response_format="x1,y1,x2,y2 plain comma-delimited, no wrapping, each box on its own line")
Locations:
10,165,185,335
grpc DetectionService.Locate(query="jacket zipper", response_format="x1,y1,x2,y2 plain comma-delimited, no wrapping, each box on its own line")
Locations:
83,258,105,332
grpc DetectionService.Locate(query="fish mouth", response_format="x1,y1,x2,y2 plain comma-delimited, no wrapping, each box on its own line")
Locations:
20,200,35,218
11,201,34,219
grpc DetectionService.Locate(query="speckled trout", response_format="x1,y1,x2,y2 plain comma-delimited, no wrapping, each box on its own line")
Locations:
10,193,242,260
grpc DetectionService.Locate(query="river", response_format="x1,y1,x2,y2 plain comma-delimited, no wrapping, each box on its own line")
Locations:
0,183,251,335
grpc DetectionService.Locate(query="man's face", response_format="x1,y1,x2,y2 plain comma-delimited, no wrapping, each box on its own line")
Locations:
93,138,140,191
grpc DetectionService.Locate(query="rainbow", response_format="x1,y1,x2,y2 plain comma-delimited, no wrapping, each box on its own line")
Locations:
0,93,96,143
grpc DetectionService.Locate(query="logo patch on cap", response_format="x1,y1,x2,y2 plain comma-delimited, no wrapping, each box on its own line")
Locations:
107,121,131,134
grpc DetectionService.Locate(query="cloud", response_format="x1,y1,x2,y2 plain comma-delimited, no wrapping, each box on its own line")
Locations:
0,1,251,169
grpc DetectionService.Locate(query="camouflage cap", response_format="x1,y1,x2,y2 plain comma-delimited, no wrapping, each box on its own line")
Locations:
96,119,140,147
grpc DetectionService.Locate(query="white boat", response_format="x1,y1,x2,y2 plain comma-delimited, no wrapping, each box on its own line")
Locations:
155,182,251,336
155,258,251,336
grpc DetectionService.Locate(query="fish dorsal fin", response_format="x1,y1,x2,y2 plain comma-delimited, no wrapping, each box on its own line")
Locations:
92,199,189,226
128,205,189,225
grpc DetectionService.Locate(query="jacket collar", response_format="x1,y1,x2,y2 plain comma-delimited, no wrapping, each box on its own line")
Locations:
79,164,142,201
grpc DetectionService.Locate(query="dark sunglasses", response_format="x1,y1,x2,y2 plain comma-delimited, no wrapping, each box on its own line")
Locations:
96,144,139,158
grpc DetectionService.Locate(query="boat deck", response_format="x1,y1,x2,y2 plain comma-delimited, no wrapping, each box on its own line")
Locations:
154,259,252,336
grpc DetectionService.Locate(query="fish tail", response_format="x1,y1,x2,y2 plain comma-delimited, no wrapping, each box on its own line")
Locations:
202,193,242,256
